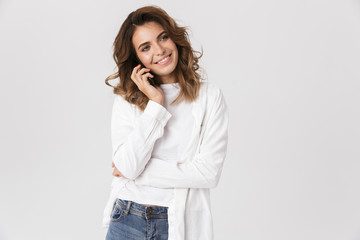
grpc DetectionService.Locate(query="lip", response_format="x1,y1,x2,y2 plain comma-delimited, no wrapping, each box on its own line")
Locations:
155,54,172,65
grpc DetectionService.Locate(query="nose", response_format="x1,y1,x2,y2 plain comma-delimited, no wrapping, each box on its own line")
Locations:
154,43,166,56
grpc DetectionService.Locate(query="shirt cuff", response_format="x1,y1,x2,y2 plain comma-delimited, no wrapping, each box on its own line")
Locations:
144,100,172,126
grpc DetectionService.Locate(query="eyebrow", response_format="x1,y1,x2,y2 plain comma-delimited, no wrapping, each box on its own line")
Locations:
137,31,167,50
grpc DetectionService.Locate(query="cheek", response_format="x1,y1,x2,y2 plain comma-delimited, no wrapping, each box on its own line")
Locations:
138,54,152,65
169,42,178,58
171,44,179,62
169,41,177,51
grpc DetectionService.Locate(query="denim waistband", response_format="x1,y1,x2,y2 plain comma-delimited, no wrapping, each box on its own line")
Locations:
116,198,168,219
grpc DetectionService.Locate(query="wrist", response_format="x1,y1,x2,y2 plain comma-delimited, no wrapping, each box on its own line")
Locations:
151,97,164,106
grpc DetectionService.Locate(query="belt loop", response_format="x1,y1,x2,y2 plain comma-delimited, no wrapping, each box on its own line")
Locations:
123,200,132,216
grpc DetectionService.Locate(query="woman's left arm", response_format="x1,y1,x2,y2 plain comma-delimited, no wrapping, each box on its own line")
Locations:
134,87,229,189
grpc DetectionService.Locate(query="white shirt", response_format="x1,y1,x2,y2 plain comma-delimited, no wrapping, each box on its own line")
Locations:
115,82,195,207
103,81,229,240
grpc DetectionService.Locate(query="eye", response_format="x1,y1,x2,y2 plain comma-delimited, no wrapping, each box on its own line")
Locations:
161,35,169,41
141,46,149,52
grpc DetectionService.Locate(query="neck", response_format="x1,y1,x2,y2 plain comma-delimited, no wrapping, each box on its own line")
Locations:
158,72,177,84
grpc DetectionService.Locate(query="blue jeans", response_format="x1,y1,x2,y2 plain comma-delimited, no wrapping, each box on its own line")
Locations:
105,198,169,240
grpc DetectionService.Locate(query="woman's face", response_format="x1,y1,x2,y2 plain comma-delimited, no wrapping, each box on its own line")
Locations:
132,21,178,82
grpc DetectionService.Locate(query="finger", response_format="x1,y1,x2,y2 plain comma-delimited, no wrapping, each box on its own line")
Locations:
131,64,141,75
134,64,141,71
136,68,151,78
131,64,142,80
113,165,121,173
112,169,121,177
135,68,152,87
131,71,137,82
141,73,155,83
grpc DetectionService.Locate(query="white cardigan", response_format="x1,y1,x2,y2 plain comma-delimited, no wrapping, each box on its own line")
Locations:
102,81,229,240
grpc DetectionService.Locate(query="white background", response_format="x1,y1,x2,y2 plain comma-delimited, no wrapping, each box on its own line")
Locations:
1,0,360,239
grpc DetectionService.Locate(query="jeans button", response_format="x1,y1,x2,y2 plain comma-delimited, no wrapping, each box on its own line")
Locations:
146,208,152,214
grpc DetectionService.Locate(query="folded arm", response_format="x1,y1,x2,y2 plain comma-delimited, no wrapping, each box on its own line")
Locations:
111,96,172,180
134,87,229,189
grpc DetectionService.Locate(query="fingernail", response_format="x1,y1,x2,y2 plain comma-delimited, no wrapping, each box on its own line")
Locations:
137,64,140,67
146,68,151,70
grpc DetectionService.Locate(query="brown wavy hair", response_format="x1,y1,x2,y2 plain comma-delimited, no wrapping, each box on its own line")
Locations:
105,5,203,111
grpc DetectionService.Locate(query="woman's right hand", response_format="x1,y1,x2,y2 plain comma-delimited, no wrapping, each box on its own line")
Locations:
112,162,127,179
131,64,164,106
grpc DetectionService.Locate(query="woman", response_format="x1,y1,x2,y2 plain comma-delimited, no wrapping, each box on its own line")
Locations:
103,5,229,240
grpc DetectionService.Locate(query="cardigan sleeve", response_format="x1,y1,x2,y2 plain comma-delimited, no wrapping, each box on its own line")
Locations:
111,96,172,180
134,86,229,189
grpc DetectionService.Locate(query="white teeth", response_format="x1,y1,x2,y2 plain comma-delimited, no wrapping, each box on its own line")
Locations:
158,56,169,64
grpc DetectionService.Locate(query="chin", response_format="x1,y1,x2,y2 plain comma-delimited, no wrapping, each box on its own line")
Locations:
154,63,177,76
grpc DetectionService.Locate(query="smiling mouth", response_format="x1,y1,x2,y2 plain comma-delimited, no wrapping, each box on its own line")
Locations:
155,54,171,64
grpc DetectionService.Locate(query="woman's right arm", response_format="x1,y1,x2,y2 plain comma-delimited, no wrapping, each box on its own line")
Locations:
111,95,172,180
